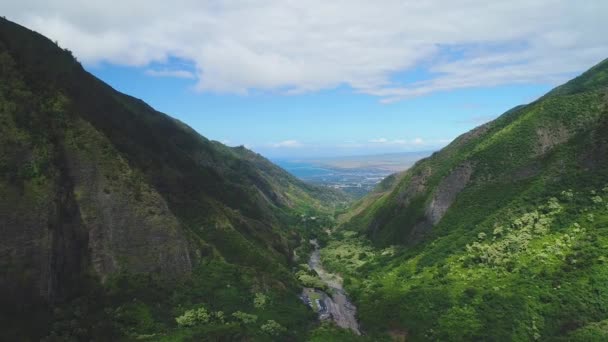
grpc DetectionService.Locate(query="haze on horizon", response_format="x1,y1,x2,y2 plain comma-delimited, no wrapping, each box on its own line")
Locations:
3,1,607,158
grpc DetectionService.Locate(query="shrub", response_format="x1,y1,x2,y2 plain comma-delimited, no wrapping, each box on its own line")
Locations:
175,306,210,327
253,293,268,309
260,320,286,336
213,311,225,324
568,320,608,341
232,311,258,325
561,190,574,201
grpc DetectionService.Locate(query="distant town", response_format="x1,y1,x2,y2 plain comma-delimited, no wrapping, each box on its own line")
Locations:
275,152,431,198
303,168,390,198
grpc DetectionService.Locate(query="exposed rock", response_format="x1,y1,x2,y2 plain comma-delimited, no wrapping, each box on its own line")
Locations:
535,124,570,156
70,159,191,281
425,162,474,225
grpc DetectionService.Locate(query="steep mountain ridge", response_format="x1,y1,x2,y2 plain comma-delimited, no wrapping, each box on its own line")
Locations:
0,18,347,340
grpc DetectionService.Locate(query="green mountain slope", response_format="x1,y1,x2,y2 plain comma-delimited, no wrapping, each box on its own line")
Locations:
332,58,608,340
347,58,608,246
0,18,347,340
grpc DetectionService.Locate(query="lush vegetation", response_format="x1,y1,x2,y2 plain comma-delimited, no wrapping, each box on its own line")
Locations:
328,186,608,340
330,57,608,340
0,17,351,341
3,15,608,342
346,57,608,247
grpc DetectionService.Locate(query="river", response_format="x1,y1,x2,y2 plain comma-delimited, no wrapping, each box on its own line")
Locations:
301,239,361,335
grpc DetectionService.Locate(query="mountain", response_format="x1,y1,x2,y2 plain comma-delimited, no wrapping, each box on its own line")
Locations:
346,58,608,245
331,58,608,340
0,18,348,340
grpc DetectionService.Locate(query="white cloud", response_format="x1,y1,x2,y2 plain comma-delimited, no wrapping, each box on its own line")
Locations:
3,1,608,101
145,69,195,79
271,140,303,148
369,138,388,143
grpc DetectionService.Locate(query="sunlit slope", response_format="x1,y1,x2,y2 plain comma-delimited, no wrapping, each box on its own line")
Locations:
346,57,608,246
333,57,608,341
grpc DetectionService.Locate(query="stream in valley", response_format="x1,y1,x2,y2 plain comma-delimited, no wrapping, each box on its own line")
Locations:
300,239,361,334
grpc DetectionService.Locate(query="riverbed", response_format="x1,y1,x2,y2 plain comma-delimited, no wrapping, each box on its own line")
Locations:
301,239,360,334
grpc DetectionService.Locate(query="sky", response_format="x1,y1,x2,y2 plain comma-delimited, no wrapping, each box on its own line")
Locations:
2,1,608,158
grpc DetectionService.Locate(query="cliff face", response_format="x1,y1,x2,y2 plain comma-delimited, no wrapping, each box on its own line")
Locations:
0,34,192,306
0,17,346,316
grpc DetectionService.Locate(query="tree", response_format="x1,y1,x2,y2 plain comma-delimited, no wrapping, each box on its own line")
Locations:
253,293,268,309
175,306,210,327
260,320,286,336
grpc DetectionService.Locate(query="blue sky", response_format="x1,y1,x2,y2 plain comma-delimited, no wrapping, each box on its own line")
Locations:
4,1,607,158
88,60,552,158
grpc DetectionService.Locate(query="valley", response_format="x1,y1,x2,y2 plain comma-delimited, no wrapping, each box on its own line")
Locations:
2,13,608,342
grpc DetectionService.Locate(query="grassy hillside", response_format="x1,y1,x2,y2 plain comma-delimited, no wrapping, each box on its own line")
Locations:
0,17,348,341
331,58,608,340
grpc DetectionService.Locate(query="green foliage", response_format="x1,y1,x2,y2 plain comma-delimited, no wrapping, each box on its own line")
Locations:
297,273,328,291
346,56,608,247
334,186,608,340
307,322,376,341
253,293,268,309
567,320,608,341
113,302,158,335
0,17,347,341
321,233,377,275
175,306,210,327
232,311,258,325
329,55,608,340
437,306,482,341
4,15,608,342
260,319,286,336
463,198,562,269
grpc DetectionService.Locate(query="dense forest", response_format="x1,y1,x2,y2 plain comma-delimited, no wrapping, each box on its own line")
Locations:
327,57,608,340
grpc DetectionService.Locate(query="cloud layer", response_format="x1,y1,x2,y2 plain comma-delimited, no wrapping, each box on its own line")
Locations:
144,69,196,79
4,1,608,101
